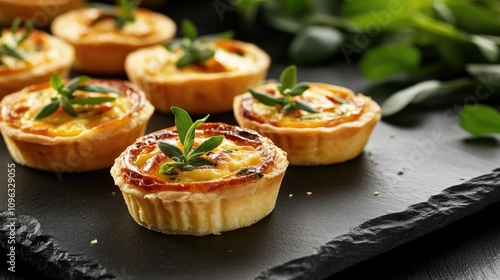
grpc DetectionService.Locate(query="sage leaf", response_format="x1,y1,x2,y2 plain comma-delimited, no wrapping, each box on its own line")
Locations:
381,80,442,117
290,83,309,96
188,157,216,167
71,97,116,105
189,136,224,159
182,19,197,41
288,26,344,64
50,73,64,91
158,141,183,158
77,84,122,95
61,97,77,117
360,44,421,81
249,88,282,106
295,100,319,113
470,35,499,62
171,106,193,147
183,115,209,155
459,105,500,136
279,65,297,93
34,101,60,120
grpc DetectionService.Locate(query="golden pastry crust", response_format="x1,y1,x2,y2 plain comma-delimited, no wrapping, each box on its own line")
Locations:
110,123,288,236
0,80,154,172
0,29,74,99
0,0,85,26
125,39,270,114
233,83,381,166
51,7,176,74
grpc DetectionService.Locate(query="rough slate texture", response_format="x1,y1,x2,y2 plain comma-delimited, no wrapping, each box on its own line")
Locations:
257,168,500,280
0,212,116,280
1,169,498,279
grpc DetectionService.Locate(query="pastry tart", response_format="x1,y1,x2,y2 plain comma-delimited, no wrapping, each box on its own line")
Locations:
0,76,154,172
51,3,176,75
233,67,381,166
125,20,270,114
111,108,288,235
0,23,74,98
0,0,85,27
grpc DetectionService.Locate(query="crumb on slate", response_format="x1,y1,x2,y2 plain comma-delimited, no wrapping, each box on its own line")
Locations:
90,239,98,245
374,191,380,196
289,194,293,198
306,192,312,195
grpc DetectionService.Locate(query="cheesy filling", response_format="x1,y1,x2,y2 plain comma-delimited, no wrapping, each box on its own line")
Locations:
248,86,365,128
144,41,255,77
134,137,263,183
0,31,56,72
16,87,132,137
71,8,158,40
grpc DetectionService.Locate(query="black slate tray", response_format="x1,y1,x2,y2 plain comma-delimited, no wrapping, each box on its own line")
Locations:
1,1,500,279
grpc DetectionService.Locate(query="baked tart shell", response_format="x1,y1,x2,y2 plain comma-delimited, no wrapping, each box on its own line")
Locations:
0,80,154,172
125,43,270,114
51,8,176,75
0,30,75,99
233,84,381,166
110,123,289,236
0,0,85,26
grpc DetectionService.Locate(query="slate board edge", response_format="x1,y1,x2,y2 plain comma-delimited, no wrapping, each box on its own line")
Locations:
257,168,500,280
1,168,499,280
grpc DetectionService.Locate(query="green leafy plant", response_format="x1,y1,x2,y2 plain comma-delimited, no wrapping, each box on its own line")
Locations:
165,18,233,69
235,0,500,136
34,73,121,120
91,0,141,29
158,107,224,175
459,105,500,136
0,18,34,65
248,65,318,114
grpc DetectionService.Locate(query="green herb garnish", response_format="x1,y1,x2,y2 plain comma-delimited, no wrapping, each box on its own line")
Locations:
0,18,34,64
158,107,224,175
34,73,121,120
91,0,140,29
249,65,318,115
165,19,233,69
459,105,500,136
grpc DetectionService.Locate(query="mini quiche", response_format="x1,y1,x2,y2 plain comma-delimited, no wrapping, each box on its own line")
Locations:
125,19,270,114
0,0,85,27
111,107,288,236
51,1,176,75
233,66,381,166
0,75,154,172
0,20,74,99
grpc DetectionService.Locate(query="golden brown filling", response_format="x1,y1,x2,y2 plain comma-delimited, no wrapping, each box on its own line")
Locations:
240,84,366,128
144,40,255,77
0,30,54,74
120,123,277,193
0,80,143,137
70,8,161,39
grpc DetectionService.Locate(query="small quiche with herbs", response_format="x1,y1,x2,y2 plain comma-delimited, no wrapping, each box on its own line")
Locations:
233,66,381,166
111,108,288,236
0,76,154,172
51,2,176,74
0,21,74,98
125,20,270,114
0,0,85,27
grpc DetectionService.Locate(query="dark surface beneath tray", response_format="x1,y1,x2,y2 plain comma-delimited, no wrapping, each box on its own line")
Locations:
1,1,500,279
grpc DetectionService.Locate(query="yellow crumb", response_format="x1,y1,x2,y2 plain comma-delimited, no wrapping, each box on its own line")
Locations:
374,191,380,196
289,194,293,197
306,192,312,195
90,239,98,245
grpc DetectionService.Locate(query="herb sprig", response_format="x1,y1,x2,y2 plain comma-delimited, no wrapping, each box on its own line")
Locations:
91,0,140,29
165,19,233,69
249,65,318,114
34,73,121,120
158,107,224,175
0,18,34,65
